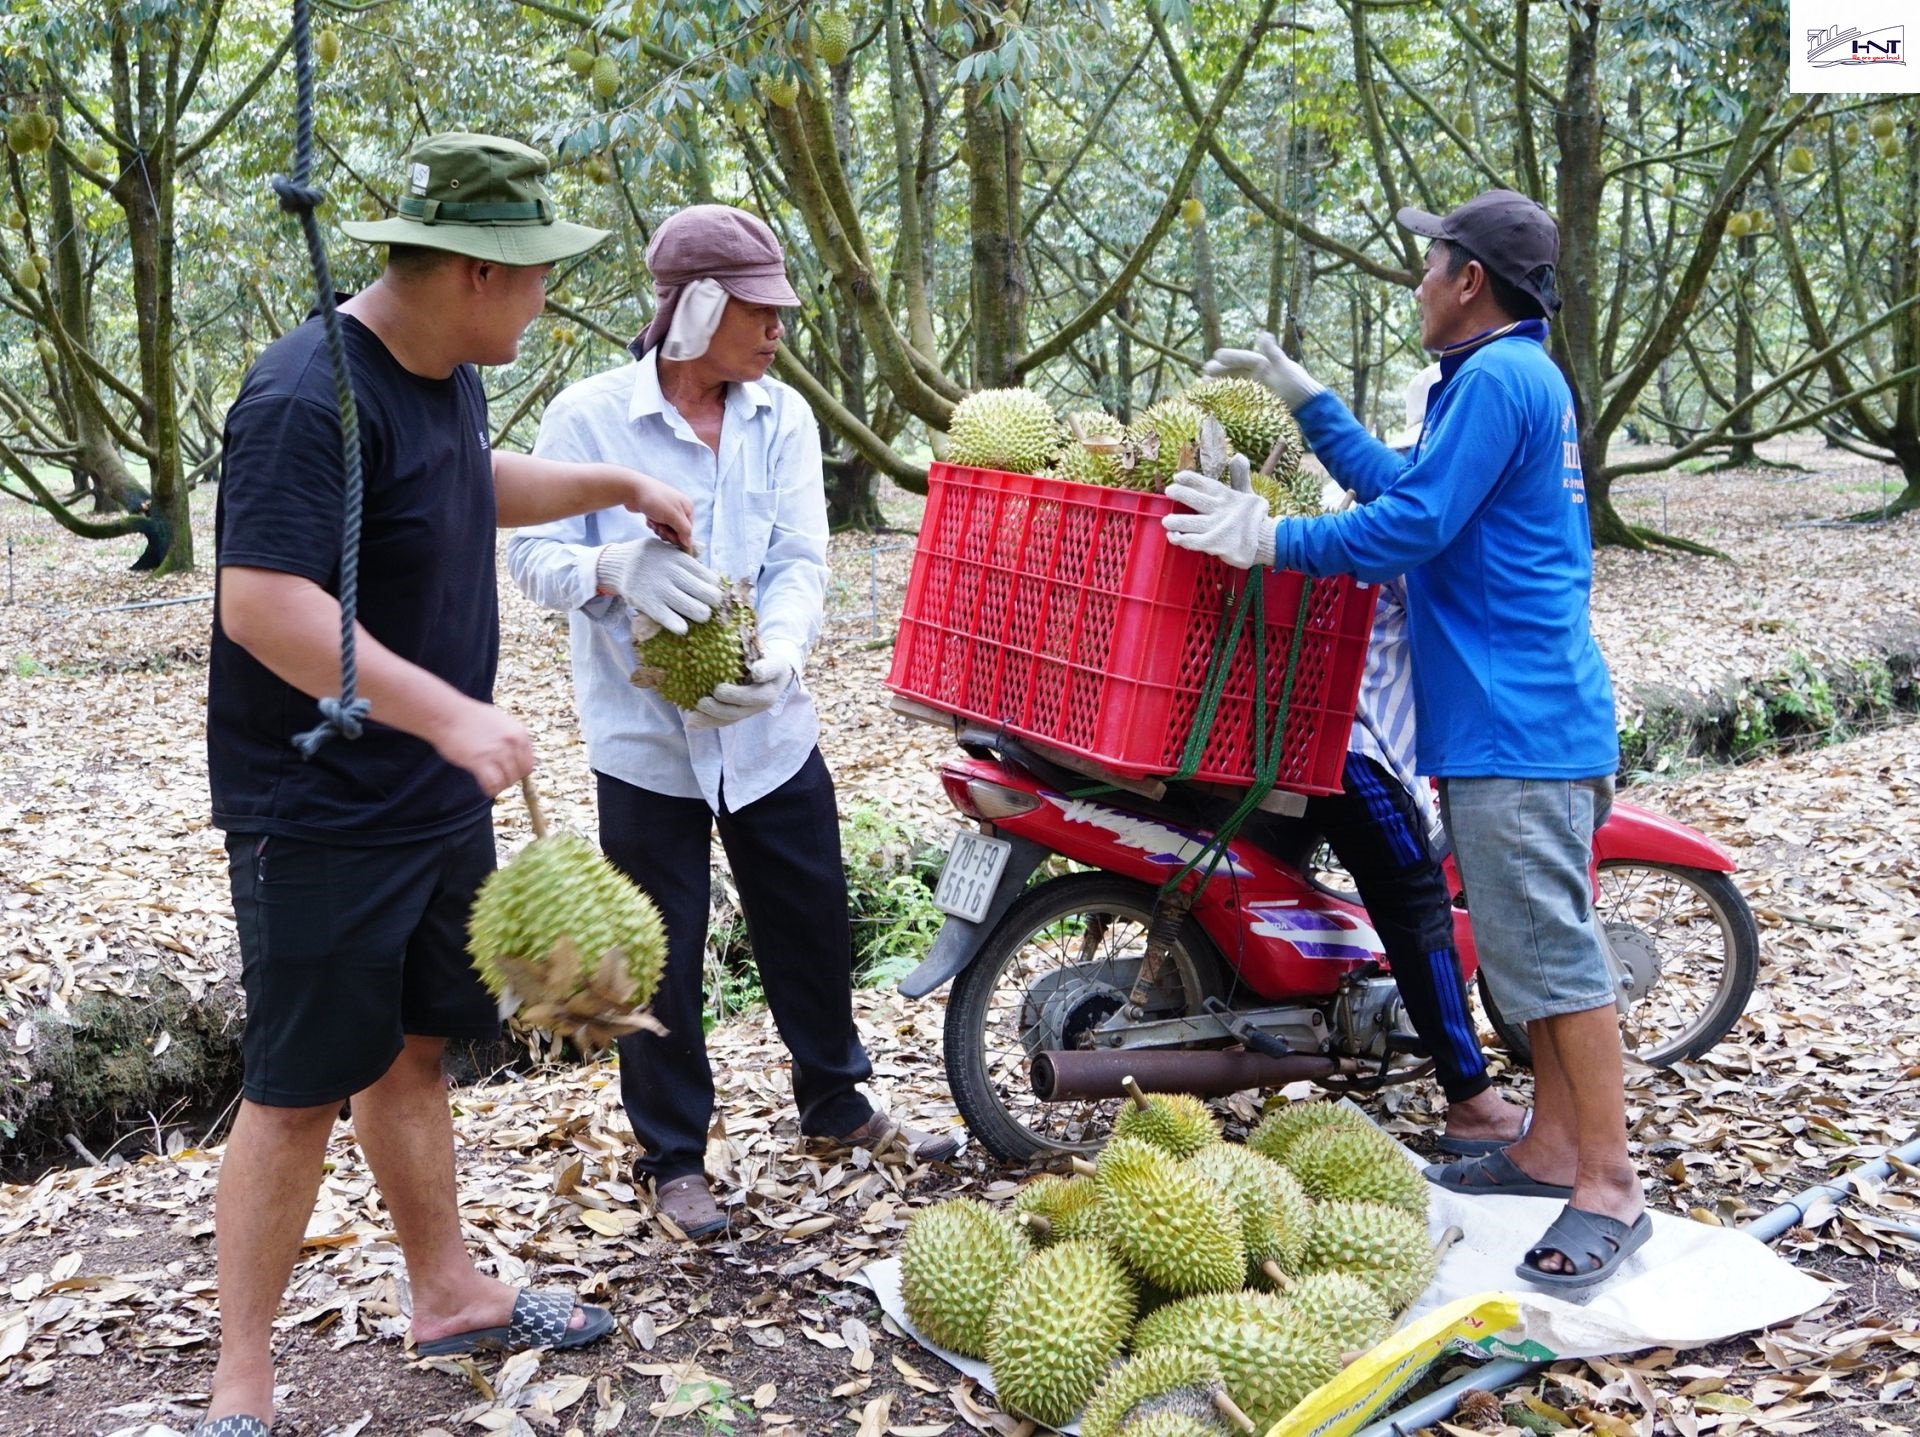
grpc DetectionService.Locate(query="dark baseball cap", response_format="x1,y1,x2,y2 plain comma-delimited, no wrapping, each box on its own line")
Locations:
1396,189,1561,316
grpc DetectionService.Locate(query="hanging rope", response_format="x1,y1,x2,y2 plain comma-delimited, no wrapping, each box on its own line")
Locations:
274,0,370,758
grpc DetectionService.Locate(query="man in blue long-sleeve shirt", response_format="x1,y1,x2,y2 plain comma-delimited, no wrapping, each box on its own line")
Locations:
1163,190,1648,1291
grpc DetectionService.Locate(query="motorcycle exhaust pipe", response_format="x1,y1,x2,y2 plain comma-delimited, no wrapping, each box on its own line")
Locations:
1031,1048,1355,1102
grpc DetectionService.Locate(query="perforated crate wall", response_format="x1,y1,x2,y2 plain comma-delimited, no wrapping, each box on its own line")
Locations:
887,464,1377,793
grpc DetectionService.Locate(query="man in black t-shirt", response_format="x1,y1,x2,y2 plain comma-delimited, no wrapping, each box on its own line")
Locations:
197,134,697,1437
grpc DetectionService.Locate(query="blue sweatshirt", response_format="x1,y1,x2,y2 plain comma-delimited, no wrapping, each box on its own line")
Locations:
1274,321,1617,779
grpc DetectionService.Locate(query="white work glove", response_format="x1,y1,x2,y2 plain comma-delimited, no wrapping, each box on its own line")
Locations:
595,535,724,639
1162,454,1276,570
683,640,805,731
1204,331,1325,412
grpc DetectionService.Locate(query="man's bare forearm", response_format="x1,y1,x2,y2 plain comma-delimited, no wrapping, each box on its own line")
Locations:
219,567,474,746
493,451,632,528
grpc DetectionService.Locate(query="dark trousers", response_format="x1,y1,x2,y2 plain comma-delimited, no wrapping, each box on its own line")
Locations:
597,750,875,1184
1247,752,1491,1105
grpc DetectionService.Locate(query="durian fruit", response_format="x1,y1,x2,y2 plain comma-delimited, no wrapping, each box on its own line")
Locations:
565,45,597,76
1298,1199,1436,1309
1132,1292,1341,1433
900,1198,1029,1358
1274,1270,1393,1354
1126,398,1207,491
591,54,620,99
1119,1414,1229,1437
1281,1123,1429,1217
1186,1143,1311,1282
1869,113,1894,140
1186,378,1304,482
760,72,801,109
315,29,342,64
1053,410,1128,487
1246,1099,1373,1166
1081,1345,1244,1437
466,829,667,1049
1785,144,1815,176
811,9,853,65
1011,1173,1104,1246
985,1238,1136,1429
1114,1077,1220,1159
947,388,1061,475
632,581,757,710
1095,1137,1246,1296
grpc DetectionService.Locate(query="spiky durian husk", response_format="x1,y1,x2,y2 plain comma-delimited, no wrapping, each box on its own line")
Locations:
1247,1100,1374,1165
1185,1143,1311,1282
1114,1091,1220,1159
1281,1124,1430,1218
1011,1174,1105,1246
1116,1414,1229,1437
1298,1199,1436,1309
1250,471,1324,518
1275,1271,1394,1353
900,1198,1028,1358
1186,377,1305,481
632,581,756,710
985,1238,1136,1429
1095,1137,1245,1296
1131,1291,1341,1434
466,833,667,1047
1052,410,1128,487
1081,1345,1226,1437
947,388,1061,475
1125,398,1207,491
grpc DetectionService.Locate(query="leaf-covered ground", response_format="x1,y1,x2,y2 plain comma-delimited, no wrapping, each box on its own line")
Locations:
1,438,1917,1435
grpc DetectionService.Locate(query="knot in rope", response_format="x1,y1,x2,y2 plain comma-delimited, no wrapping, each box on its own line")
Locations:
292,696,372,757
271,175,328,215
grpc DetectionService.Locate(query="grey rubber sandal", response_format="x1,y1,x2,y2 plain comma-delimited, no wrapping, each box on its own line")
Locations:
1519,1205,1653,1291
193,1419,270,1437
1434,1110,1533,1157
414,1289,615,1357
1424,1147,1574,1199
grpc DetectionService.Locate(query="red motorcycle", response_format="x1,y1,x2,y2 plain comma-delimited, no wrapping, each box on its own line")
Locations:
903,727,1760,1162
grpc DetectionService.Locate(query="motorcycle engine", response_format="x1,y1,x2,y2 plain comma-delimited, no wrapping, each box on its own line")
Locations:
1331,975,1408,1059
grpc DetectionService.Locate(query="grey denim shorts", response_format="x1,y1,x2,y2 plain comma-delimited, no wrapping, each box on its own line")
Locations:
1440,776,1616,1026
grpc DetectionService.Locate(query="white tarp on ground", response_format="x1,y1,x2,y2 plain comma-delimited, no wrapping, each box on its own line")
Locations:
858,1122,1829,1430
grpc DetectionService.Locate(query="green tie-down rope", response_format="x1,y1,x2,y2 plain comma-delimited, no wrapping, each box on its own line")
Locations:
1155,570,1315,900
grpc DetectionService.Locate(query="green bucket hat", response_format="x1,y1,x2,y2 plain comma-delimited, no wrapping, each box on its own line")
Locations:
340,132,609,266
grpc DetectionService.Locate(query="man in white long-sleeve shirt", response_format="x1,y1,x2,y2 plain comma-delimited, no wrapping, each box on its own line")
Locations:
507,205,957,1241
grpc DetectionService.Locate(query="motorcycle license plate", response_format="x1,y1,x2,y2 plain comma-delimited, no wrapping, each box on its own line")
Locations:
933,830,1012,924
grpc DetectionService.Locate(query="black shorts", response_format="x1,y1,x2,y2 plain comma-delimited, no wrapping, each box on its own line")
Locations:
224,817,502,1107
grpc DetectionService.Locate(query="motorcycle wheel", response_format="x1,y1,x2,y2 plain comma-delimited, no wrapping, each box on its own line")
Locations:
1478,861,1760,1068
944,872,1224,1162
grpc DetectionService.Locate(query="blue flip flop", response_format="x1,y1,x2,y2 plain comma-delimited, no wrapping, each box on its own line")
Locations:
1519,1205,1653,1291
414,1290,616,1357
1424,1146,1574,1199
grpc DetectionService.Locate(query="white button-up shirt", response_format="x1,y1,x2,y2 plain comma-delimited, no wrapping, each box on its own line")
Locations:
506,352,829,812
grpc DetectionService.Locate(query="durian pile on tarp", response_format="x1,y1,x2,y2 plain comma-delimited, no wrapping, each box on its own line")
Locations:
891,1088,1451,1435
632,578,759,710
466,820,668,1053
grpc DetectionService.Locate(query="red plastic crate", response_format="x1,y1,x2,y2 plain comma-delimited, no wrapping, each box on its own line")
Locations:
886,463,1378,795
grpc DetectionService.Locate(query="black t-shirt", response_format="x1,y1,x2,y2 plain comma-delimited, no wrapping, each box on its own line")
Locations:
207,311,498,843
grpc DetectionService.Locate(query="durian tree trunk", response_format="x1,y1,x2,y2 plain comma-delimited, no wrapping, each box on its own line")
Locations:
1112,289,1136,422
1350,289,1373,436
111,22,188,572
1728,221,1758,467
1540,0,1787,550
964,64,1028,389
